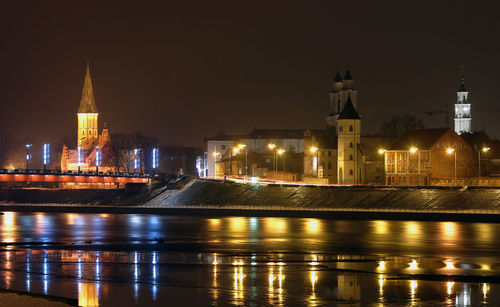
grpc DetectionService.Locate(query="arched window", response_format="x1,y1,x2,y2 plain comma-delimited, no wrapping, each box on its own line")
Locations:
349,142,353,148
349,169,353,175
349,125,353,132
349,155,353,160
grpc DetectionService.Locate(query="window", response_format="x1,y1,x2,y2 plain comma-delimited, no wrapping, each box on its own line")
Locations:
221,145,227,150
82,130,85,136
328,162,332,169
349,125,353,132
349,155,353,160
349,142,353,148
349,169,353,175
328,151,331,156
339,126,343,132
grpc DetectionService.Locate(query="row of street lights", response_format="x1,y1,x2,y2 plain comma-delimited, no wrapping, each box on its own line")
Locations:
23,144,159,174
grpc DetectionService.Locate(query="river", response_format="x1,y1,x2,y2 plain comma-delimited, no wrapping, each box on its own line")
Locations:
0,212,499,306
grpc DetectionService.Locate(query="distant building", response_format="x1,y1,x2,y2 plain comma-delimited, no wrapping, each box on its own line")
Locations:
61,62,113,173
383,128,474,185
203,69,366,184
157,146,203,176
454,69,472,135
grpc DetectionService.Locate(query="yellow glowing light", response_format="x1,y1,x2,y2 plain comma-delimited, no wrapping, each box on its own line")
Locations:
78,283,99,307
481,264,491,271
268,143,277,150
408,259,419,270
309,254,319,266
232,260,244,266
237,144,246,149
410,280,418,295
378,148,387,155
442,222,457,239
409,147,418,153
446,148,455,155
305,219,321,234
406,221,421,237
378,274,385,296
310,270,318,286
483,283,489,299
373,220,388,235
377,260,386,272
482,147,490,152
277,148,285,155
229,217,247,232
444,260,455,270
447,281,454,295
209,218,221,226
310,146,318,154
233,148,240,155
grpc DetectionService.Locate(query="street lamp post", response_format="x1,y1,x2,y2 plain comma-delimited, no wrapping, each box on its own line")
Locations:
95,146,101,174
310,146,319,177
277,148,286,179
25,144,32,170
77,146,83,172
134,148,141,174
478,147,490,183
446,148,457,186
43,143,50,172
233,144,248,181
409,147,418,185
268,143,277,179
378,149,387,184
212,151,221,179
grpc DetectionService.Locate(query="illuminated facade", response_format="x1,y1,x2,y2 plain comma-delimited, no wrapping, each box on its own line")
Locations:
383,128,474,185
454,71,471,135
61,61,113,173
337,97,363,184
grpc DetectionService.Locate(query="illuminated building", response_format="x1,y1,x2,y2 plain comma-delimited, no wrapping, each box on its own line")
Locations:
382,128,474,185
203,69,367,183
454,68,471,135
61,60,113,173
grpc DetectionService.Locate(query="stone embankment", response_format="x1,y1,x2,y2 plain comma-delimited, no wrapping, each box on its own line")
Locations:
152,179,500,211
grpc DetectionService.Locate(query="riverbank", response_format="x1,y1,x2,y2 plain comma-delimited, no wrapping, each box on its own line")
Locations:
2,179,500,221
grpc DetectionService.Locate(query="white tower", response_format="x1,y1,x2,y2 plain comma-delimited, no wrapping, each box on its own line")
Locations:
337,96,362,184
454,71,471,135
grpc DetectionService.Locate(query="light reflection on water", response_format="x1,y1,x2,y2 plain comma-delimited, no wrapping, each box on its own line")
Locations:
0,213,498,305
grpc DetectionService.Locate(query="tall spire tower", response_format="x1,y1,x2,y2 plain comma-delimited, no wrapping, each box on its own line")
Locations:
454,66,471,135
77,60,99,149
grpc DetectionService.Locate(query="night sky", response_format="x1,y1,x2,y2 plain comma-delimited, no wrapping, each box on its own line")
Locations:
2,1,500,147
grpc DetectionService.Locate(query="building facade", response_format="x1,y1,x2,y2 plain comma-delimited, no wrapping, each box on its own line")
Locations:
337,97,363,184
384,128,474,185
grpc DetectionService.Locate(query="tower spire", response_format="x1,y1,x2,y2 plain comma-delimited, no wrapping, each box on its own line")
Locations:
458,65,467,92
78,59,98,113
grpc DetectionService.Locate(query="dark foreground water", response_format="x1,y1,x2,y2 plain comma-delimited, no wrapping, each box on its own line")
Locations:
0,212,500,306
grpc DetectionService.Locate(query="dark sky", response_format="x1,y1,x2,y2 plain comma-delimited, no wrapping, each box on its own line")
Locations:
2,1,500,147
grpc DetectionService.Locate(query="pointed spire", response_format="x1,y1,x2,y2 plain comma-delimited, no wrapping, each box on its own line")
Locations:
338,96,360,119
78,59,98,113
458,65,467,92
344,69,353,80
334,71,343,82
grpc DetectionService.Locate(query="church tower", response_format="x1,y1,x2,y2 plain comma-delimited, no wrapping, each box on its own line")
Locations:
454,69,471,135
326,69,358,129
337,96,362,184
77,61,99,149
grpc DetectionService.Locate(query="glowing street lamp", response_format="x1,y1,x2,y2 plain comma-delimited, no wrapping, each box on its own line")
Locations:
268,143,277,179
95,146,102,173
42,143,50,172
409,147,418,154
378,149,387,155
25,144,32,170
446,148,457,186
310,146,319,177
134,148,141,173
77,146,83,172
479,147,490,183
152,148,159,174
